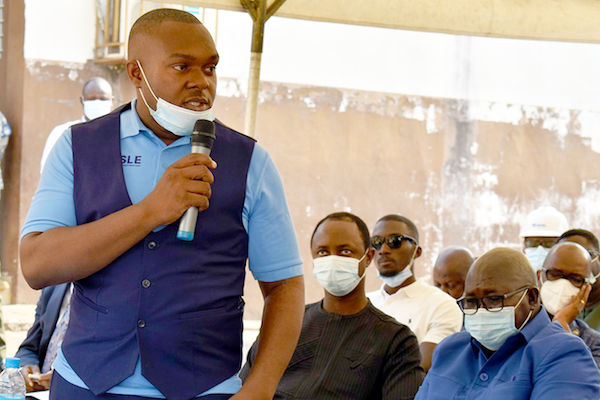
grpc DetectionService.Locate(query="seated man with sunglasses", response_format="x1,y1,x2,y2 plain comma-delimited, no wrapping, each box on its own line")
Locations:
367,215,462,372
557,229,600,331
538,242,600,368
415,248,600,400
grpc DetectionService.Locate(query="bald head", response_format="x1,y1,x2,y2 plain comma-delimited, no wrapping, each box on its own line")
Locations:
128,9,203,61
542,242,591,277
82,77,113,100
467,248,537,298
433,246,474,299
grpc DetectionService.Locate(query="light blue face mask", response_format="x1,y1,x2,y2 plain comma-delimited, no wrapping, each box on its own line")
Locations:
137,61,215,136
378,248,417,288
464,289,533,351
524,246,551,271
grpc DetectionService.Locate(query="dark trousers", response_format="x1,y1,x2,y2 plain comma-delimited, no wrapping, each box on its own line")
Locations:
49,371,233,400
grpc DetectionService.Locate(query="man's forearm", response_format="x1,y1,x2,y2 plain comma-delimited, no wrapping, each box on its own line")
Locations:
20,202,157,289
237,276,304,400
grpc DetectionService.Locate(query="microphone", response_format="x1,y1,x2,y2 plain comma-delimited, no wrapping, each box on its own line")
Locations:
177,120,216,241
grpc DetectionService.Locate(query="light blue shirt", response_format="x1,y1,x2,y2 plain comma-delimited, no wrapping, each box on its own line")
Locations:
415,307,600,400
22,102,304,397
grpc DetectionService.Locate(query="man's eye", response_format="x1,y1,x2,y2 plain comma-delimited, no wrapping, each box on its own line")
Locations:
316,250,328,256
340,249,352,255
173,65,187,71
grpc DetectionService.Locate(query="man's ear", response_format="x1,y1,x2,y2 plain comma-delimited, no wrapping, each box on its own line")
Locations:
126,60,143,88
415,246,423,259
364,248,375,268
536,269,542,287
528,287,540,308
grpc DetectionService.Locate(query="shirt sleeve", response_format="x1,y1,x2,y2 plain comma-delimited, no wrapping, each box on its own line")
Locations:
421,294,463,344
21,129,77,238
382,327,425,400
244,144,304,282
530,335,600,399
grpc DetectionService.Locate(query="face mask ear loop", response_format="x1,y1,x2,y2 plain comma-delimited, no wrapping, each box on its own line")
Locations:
357,250,369,279
136,61,159,103
515,288,534,331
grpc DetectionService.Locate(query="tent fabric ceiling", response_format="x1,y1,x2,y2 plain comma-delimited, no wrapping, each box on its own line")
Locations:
183,0,600,44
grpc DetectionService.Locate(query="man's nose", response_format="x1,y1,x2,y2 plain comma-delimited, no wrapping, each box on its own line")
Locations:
189,68,210,89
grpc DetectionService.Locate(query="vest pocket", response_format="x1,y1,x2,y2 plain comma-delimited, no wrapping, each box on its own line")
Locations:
179,305,227,320
75,288,108,314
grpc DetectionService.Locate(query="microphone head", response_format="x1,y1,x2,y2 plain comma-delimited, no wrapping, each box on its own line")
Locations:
192,120,216,149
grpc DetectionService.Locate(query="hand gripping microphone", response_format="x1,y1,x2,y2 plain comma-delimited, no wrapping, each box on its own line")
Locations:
177,120,216,241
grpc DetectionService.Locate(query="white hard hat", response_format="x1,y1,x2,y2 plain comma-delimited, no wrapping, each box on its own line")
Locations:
519,206,568,238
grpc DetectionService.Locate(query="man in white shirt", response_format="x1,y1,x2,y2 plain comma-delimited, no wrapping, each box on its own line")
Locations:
367,215,463,372
40,77,114,172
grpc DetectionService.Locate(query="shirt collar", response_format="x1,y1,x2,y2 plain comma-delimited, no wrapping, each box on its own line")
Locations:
379,279,422,299
469,305,549,355
121,99,191,148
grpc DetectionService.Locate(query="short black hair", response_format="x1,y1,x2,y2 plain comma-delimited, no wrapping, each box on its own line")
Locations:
558,229,599,252
376,214,419,242
129,8,201,53
311,212,370,252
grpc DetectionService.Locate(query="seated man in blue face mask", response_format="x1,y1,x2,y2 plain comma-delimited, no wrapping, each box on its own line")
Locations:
415,248,600,400
241,212,425,400
537,242,600,368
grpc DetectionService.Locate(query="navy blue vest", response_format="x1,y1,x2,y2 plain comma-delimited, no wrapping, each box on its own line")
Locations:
64,104,255,400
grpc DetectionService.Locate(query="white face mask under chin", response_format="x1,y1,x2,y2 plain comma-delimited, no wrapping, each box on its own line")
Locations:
540,278,581,316
313,253,367,297
136,61,215,136
378,248,418,288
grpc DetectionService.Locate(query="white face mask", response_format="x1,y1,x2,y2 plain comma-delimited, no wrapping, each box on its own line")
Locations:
524,246,551,271
83,99,113,120
313,253,367,297
464,289,532,351
137,61,215,136
378,248,417,288
540,278,581,316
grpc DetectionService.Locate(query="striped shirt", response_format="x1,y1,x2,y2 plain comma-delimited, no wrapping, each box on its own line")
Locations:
241,300,425,400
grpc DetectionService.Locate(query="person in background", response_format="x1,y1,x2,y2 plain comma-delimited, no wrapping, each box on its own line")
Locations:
433,246,474,299
241,212,424,399
557,229,600,330
40,77,114,172
17,283,72,391
520,206,568,271
416,248,600,400
537,242,600,368
367,215,462,372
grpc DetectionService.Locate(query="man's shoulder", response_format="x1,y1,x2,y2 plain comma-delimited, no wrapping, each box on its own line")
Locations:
530,319,593,356
365,301,416,332
215,120,257,144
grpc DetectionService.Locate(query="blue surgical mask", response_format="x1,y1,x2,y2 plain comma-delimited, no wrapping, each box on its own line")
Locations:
464,289,532,351
313,253,367,297
137,61,215,136
524,246,550,271
378,248,417,288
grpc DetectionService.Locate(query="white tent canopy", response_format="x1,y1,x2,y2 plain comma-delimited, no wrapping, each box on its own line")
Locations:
186,0,600,43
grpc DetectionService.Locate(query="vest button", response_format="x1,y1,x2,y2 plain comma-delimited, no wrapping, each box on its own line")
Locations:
479,373,489,382
137,319,146,328
148,241,157,250
142,279,151,288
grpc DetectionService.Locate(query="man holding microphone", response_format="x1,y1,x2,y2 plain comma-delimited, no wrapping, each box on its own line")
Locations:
20,8,304,400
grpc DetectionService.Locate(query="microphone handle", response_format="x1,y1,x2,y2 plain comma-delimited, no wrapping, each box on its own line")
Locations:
177,143,212,241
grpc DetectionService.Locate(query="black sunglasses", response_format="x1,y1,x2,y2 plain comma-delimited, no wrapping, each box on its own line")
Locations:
371,234,417,250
